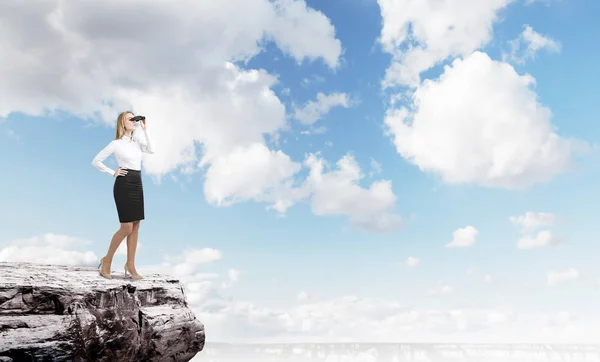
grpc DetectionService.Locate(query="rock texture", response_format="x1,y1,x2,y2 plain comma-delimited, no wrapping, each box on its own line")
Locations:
0,261,205,362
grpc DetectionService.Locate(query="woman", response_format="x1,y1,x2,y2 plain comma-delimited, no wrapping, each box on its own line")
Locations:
92,111,154,280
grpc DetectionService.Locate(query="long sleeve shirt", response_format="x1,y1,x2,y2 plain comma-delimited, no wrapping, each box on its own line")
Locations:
92,128,154,176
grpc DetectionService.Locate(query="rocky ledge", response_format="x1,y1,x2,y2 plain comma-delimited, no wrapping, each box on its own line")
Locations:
0,261,205,362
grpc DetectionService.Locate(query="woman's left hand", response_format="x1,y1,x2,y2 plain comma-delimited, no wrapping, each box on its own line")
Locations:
140,118,147,130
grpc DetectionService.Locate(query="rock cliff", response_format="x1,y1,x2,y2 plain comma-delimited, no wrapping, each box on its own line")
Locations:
0,261,205,362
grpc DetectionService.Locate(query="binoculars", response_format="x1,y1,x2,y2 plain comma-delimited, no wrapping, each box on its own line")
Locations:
131,115,146,122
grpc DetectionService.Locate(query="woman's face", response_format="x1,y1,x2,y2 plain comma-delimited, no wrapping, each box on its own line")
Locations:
124,113,136,132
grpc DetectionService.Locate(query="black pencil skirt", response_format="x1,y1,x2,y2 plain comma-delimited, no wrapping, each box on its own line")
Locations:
113,169,145,223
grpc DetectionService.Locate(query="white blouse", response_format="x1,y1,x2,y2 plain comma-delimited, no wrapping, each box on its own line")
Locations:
92,129,154,176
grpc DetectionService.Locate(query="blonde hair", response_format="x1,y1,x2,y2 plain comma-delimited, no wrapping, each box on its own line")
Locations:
115,111,134,140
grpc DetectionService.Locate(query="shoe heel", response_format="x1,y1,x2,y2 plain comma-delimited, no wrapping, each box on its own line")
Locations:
124,265,129,277
98,257,112,280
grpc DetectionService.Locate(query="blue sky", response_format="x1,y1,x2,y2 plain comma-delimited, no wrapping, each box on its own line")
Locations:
1,0,599,343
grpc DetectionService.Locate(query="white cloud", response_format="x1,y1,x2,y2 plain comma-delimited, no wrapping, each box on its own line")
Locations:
405,256,420,268
268,0,342,68
228,268,241,283
0,0,341,119
204,149,402,231
297,291,310,301
302,154,402,233
300,126,329,136
510,211,558,232
524,0,560,5
377,0,513,87
483,274,494,284
1,1,403,229
505,25,561,64
185,248,223,264
0,1,404,234
159,247,223,279
301,75,326,87
203,143,302,213
428,284,454,295
543,310,576,327
547,268,580,287
6,238,597,344
116,241,143,256
384,51,582,189
0,1,401,233
136,247,236,308
126,63,290,177
446,226,478,248
510,212,563,250
0,233,97,266
4,128,19,140
314,126,329,135
521,24,561,54
221,268,241,288
147,250,538,343
292,92,351,125
369,158,382,177
517,230,564,250
192,294,542,343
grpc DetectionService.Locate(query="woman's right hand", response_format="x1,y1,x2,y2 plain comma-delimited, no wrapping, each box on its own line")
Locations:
113,168,128,177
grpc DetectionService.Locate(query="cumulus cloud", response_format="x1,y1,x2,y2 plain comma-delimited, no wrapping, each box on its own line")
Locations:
0,0,342,119
510,211,558,232
204,150,402,231
138,247,232,307
547,268,580,287
446,226,478,248
378,1,586,189
517,230,564,250
185,248,223,264
0,233,97,266
384,51,583,189
5,238,597,344
369,158,383,176
377,0,513,87
484,274,494,284
302,154,403,233
406,256,420,268
202,143,303,212
0,1,404,233
159,247,223,279
297,291,311,301
221,268,241,288
505,25,561,64
137,248,546,344
510,212,563,250
191,293,533,343
292,92,351,125
543,310,576,327
428,284,454,295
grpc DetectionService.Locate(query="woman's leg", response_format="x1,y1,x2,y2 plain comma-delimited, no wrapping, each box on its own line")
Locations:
101,222,133,274
125,220,141,274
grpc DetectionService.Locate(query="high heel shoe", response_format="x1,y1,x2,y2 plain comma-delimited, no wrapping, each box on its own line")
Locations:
98,257,112,279
124,263,143,280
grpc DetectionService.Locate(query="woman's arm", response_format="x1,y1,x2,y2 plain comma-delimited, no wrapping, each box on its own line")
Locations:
137,128,154,154
92,141,117,176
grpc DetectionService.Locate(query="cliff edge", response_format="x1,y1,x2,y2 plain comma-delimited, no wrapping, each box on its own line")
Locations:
0,261,205,362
